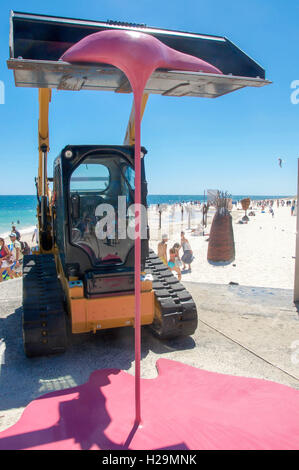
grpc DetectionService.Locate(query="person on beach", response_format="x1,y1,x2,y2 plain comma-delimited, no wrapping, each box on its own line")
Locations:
180,231,194,272
9,232,24,268
158,234,168,265
32,224,39,248
173,243,182,268
11,225,21,241
168,247,182,280
0,238,18,281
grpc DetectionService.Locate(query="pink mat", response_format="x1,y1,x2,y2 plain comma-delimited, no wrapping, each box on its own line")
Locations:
0,359,298,450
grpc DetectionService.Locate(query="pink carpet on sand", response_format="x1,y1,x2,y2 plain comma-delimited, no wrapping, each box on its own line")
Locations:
0,359,299,450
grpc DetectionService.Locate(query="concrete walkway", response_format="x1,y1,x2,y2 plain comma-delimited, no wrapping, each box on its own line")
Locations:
0,278,298,433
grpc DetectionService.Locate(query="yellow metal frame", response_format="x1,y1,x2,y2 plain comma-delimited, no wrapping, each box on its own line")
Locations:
38,88,51,195
36,88,54,254
55,250,155,333
69,287,155,334
37,88,159,334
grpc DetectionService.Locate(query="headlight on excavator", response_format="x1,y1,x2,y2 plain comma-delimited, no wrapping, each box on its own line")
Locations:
65,149,73,159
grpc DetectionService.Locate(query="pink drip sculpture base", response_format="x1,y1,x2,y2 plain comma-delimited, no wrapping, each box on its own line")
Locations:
0,359,298,450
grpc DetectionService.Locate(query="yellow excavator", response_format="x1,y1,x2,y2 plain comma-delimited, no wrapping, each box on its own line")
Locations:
7,11,269,357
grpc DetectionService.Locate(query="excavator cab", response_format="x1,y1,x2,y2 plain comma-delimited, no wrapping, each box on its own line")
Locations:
53,144,149,295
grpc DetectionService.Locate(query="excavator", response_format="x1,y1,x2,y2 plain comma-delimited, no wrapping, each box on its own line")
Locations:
7,11,270,357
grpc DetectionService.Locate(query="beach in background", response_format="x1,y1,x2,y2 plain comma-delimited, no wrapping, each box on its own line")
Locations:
0,194,296,290
0,194,291,237
149,200,297,289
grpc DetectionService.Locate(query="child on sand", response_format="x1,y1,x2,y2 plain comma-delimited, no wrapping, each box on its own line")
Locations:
173,243,182,268
168,247,182,280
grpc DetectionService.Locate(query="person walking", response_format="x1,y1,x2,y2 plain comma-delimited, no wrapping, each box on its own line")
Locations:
181,231,194,272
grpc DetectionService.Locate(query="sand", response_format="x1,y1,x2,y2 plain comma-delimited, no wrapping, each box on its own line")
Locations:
3,200,297,290
149,201,297,290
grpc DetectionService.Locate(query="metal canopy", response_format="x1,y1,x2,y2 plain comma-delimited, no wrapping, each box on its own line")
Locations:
7,11,271,97
7,59,270,98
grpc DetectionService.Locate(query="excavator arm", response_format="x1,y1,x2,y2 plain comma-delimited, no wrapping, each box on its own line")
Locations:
37,88,52,252
38,88,51,196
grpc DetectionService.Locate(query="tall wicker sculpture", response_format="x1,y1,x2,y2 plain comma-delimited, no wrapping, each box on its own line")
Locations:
207,191,235,263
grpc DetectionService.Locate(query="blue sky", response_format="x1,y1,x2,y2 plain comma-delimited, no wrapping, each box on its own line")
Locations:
0,0,298,196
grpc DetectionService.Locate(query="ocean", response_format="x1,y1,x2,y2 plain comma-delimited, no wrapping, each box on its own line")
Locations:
0,194,291,237
0,195,38,238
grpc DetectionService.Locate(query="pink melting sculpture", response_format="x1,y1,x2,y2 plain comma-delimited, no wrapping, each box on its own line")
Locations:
0,359,299,450
60,29,222,425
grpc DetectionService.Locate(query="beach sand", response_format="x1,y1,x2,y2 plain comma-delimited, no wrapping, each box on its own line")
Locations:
3,200,296,290
149,201,297,290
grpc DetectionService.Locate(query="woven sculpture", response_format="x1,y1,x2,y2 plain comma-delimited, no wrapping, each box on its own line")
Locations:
207,191,235,263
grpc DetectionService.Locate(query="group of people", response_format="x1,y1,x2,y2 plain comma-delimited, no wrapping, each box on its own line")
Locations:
0,225,31,282
253,198,297,216
157,231,194,281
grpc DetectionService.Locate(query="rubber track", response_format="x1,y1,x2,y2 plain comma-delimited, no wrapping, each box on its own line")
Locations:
22,254,67,357
145,250,198,339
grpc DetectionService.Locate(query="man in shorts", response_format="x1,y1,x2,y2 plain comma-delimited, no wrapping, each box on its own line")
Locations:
9,232,23,268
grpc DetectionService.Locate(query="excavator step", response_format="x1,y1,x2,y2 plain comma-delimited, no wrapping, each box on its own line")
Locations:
146,250,198,339
22,254,68,357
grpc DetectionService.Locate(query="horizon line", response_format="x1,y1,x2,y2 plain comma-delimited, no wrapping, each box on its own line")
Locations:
0,193,295,198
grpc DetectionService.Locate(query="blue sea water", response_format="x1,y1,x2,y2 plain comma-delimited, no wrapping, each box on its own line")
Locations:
0,194,291,237
0,195,38,236
147,194,291,206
